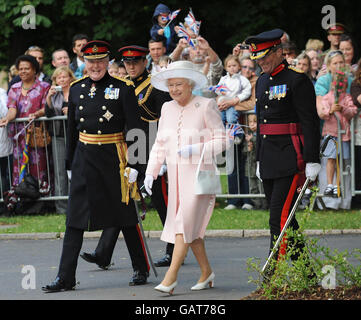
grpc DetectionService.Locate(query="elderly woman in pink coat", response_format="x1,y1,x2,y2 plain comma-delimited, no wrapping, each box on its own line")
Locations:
144,61,228,295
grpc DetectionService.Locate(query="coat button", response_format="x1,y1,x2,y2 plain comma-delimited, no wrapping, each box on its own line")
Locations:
79,106,83,110
264,119,267,123
102,106,107,110
80,94,84,99
270,77,273,80
98,142,102,145
97,130,102,134
265,105,268,109
81,84,85,87
80,118,84,122
263,135,267,138
99,118,104,122
83,130,87,133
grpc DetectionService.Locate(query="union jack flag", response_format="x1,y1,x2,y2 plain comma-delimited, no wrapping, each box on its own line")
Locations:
176,23,195,48
168,9,181,21
208,84,230,94
226,123,244,138
184,8,201,35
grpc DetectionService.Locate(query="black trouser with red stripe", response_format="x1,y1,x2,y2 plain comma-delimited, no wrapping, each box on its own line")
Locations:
262,174,305,261
57,225,149,283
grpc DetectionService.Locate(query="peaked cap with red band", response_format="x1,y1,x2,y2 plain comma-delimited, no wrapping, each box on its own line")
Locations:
245,28,284,60
81,40,111,60
327,23,346,35
118,45,149,61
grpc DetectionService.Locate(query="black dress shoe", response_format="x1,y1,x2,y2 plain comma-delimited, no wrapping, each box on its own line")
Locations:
154,254,172,267
42,277,76,293
80,252,110,270
129,270,148,286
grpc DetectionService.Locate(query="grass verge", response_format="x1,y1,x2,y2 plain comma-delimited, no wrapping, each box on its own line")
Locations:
0,208,360,234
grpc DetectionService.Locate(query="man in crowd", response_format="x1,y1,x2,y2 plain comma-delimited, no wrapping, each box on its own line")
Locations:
245,29,321,278
42,40,150,292
147,39,167,72
51,49,71,68
80,45,174,270
70,33,89,78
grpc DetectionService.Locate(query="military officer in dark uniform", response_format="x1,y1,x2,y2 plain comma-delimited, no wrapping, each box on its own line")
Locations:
79,45,174,270
42,40,150,292
244,30,321,266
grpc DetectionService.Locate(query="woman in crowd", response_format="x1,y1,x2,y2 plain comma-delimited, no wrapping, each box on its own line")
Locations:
45,66,76,214
305,49,321,84
315,50,354,210
0,55,50,188
339,34,358,75
296,52,312,81
350,58,361,208
144,61,227,294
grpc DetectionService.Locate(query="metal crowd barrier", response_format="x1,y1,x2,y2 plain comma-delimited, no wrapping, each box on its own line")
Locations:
0,113,360,211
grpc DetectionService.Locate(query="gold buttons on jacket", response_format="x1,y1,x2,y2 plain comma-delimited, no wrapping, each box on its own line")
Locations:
264,119,267,123
79,106,83,110
80,118,84,122
97,130,102,134
263,135,267,138
80,94,84,99
269,77,273,80
102,106,107,110
83,130,87,133
265,105,268,109
81,84,85,88
99,118,104,123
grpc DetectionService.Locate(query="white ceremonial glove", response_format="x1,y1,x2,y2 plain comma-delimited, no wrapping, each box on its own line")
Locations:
256,161,262,182
124,167,138,183
67,170,72,181
305,162,321,182
159,164,167,176
177,144,200,158
143,174,154,196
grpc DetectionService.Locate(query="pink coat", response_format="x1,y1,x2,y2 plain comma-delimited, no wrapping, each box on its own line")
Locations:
318,91,358,141
146,95,227,243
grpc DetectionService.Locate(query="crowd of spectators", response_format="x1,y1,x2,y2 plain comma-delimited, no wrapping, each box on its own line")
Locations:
0,4,361,214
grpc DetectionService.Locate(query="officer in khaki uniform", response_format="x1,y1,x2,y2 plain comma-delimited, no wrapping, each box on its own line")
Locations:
80,46,174,271
42,41,150,292
245,29,321,266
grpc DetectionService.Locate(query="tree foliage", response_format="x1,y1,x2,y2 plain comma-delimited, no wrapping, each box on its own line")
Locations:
0,0,360,71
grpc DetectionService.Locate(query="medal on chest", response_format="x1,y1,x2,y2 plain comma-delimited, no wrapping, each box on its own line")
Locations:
104,86,120,100
269,84,287,100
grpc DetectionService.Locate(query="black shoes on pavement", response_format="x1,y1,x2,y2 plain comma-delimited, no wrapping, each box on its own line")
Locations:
80,252,111,270
42,277,76,293
154,254,172,267
129,270,149,286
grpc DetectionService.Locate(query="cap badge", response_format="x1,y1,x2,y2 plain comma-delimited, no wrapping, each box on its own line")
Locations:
251,43,257,50
92,45,98,53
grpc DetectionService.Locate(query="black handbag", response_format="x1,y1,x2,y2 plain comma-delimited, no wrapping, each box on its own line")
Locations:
14,174,41,200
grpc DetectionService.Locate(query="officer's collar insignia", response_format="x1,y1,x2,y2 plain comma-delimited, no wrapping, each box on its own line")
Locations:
103,110,114,121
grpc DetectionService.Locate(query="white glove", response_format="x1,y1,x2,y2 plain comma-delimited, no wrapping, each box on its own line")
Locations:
159,164,167,176
67,170,72,181
305,162,321,182
256,161,262,182
124,167,138,183
177,144,200,158
143,174,154,196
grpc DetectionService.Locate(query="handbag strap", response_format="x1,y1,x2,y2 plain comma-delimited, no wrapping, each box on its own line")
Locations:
196,144,219,176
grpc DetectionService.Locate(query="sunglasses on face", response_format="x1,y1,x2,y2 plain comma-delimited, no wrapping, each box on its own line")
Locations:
242,65,255,71
328,50,343,59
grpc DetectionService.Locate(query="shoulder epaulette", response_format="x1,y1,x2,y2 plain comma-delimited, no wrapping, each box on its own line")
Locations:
112,76,134,87
288,66,304,73
70,75,89,87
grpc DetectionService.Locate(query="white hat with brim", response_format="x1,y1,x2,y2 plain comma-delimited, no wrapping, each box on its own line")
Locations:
151,61,208,92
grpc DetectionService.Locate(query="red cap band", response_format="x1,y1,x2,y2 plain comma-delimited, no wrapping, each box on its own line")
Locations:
249,39,281,52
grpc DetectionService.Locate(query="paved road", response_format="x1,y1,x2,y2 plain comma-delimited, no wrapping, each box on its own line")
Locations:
1,234,360,302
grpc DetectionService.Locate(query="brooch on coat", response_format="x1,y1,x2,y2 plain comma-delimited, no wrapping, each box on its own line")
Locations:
89,85,97,98
269,84,287,100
